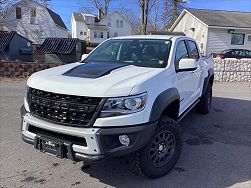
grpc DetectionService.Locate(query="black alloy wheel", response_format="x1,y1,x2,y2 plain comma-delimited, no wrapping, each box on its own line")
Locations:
129,116,182,178
150,130,176,167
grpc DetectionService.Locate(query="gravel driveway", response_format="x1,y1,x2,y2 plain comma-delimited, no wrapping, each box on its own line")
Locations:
0,81,250,188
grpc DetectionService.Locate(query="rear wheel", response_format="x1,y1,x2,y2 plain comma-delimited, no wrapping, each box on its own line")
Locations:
197,84,212,114
129,116,182,178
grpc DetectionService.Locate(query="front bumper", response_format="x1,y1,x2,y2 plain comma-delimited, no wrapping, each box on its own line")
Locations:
21,105,157,162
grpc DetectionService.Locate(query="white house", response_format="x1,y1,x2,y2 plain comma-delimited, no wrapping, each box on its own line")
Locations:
170,8,251,56
3,0,68,44
71,10,132,46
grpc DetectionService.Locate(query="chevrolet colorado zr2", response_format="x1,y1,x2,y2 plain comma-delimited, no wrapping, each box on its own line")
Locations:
21,35,214,178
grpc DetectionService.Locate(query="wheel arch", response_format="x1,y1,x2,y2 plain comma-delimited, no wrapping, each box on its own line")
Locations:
149,88,180,122
202,68,214,96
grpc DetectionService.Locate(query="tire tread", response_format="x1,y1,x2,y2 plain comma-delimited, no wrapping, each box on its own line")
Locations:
128,116,182,178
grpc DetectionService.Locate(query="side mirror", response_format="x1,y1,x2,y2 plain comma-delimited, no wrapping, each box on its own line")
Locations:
81,54,88,61
178,59,197,71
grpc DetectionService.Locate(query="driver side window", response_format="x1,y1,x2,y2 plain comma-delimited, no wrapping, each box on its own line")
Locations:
175,41,189,68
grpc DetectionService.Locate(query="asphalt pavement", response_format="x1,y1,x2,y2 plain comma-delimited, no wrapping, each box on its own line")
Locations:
0,81,250,188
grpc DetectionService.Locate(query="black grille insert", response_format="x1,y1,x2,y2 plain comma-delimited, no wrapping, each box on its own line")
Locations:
28,88,103,127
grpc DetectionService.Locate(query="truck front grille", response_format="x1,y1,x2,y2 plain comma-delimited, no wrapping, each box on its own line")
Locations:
28,88,103,127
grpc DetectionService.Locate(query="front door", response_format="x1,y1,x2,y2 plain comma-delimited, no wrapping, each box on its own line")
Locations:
174,40,195,115
185,40,203,102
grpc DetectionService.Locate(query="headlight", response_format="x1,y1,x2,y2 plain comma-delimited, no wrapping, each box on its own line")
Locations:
100,93,147,118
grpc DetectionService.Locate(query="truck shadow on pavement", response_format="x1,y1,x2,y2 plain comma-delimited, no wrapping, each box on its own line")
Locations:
80,97,251,188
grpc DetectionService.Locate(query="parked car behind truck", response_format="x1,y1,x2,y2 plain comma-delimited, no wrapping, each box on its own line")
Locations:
212,49,251,59
21,35,214,178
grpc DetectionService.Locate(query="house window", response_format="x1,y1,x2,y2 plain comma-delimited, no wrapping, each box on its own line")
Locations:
100,32,103,38
94,31,97,38
84,32,87,35
114,32,118,37
107,18,111,27
116,20,119,28
30,8,37,24
107,31,110,39
80,31,83,35
231,33,245,45
120,20,123,28
248,35,251,41
30,8,36,17
16,7,22,19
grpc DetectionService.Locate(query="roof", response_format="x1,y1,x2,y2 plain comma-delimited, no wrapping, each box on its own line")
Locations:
72,12,100,23
46,7,68,30
72,12,85,21
82,13,96,17
186,8,251,29
0,31,15,52
38,38,80,54
0,31,32,52
86,24,108,30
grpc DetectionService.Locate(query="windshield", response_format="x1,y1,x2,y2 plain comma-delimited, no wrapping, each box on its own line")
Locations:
84,39,172,68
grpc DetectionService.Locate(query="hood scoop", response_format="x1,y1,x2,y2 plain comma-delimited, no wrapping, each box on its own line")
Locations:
63,62,128,78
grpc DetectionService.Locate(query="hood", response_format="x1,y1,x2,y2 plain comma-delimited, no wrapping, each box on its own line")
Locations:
27,62,163,97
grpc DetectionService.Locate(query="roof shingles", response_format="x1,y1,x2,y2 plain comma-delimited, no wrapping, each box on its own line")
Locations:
0,31,15,52
72,12,85,22
38,38,79,54
187,8,251,28
46,7,68,30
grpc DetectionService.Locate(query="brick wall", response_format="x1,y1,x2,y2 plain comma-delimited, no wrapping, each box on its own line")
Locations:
1,60,251,82
214,59,251,82
0,61,61,77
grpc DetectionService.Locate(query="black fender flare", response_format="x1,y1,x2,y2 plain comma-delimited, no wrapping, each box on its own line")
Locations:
202,68,214,96
149,88,180,122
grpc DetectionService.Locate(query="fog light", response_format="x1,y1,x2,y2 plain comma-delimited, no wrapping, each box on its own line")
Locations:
119,135,130,146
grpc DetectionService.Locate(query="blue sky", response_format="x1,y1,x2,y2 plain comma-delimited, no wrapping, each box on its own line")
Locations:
48,0,251,30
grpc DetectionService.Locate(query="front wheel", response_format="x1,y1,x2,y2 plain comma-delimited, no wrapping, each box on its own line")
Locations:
129,116,182,178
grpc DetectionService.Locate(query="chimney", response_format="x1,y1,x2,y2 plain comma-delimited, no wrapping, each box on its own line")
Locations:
98,8,102,20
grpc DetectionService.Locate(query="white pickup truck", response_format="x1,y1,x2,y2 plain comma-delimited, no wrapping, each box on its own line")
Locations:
21,35,214,178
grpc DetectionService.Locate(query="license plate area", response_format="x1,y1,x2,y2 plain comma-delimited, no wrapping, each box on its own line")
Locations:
35,135,63,158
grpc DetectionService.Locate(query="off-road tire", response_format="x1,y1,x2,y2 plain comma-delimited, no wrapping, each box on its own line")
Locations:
197,84,213,114
128,116,182,178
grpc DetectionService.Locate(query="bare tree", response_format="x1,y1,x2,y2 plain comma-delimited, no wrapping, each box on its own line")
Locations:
153,0,187,31
138,0,156,34
80,5,94,15
148,0,160,31
169,0,186,26
161,0,169,30
83,0,111,16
